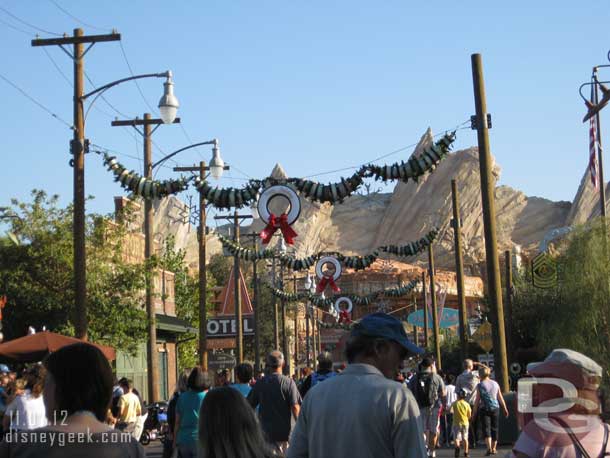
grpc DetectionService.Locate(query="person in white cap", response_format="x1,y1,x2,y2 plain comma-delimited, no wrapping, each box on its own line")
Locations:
512,348,609,458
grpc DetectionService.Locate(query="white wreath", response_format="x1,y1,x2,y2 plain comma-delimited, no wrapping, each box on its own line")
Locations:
257,185,301,225
334,297,353,315
315,256,342,282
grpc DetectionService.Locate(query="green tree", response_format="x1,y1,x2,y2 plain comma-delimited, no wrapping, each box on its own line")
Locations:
0,190,147,354
511,218,610,378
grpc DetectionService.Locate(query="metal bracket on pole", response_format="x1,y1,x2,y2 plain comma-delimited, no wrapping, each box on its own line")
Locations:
470,113,493,130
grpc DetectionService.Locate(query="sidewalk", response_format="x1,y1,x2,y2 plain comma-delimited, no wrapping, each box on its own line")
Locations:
436,446,513,458
145,443,513,457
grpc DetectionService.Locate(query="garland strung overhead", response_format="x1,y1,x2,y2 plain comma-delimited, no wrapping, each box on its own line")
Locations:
317,320,355,330
104,131,455,204
217,229,439,270
101,153,192,199
266,279,419,307
378,228,439,257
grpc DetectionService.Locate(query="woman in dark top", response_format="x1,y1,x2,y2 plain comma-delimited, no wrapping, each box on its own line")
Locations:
198,387,277,458
0,343,145,458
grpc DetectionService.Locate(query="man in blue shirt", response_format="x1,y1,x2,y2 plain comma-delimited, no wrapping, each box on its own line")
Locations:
299,352,336,398
231,363,253,397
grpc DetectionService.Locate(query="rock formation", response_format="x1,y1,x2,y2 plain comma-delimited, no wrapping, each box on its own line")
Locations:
147,129,584,271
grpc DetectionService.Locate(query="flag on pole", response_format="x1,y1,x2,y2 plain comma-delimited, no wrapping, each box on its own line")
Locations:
589,83,600,190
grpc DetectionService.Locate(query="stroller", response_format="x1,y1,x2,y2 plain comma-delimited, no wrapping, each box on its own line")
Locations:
140,401,169,446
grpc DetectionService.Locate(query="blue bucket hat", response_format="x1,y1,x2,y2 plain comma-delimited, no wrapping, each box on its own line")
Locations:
0,364,9,373
351,312,424,354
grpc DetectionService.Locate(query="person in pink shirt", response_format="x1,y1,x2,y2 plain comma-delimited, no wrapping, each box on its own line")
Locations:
512,349,609,458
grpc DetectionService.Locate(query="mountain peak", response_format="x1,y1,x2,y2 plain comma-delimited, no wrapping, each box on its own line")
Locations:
271,163,288,179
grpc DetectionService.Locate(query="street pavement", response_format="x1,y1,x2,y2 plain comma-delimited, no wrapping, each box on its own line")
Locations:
145,442,513,457
145,441,163,458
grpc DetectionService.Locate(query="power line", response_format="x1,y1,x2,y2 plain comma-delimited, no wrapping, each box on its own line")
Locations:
42,47,72,86
47,0,109,32
0,72,72,129
302,120,470,179
84,72,131,119
118,41,158,115
0,5,62,36
0,15,31,36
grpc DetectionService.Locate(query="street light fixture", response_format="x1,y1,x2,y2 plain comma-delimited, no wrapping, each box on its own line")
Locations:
209,142,226,180
158,71,179,124
169,142,230,372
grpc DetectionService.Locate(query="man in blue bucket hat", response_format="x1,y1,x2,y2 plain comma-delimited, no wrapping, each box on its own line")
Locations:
288,313,426,458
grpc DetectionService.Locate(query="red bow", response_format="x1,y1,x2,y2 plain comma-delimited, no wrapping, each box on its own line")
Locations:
338,310,351,324
260,214,298,245
316,275,341,294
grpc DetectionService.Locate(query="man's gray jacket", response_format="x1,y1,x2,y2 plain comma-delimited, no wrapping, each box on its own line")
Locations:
287,363,426,458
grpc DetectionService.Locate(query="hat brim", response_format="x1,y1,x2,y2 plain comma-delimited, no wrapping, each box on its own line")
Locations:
395,336,425,355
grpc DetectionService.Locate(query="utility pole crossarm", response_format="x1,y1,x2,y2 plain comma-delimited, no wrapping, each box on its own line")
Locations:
111,117,181,127
31,32,121,47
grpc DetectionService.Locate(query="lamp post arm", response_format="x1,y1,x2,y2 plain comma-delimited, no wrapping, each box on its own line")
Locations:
152,139,218,171
81,71,170,100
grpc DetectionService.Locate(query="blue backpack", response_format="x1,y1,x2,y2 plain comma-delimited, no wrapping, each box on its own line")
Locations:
311,371,336,387
478,383,499,411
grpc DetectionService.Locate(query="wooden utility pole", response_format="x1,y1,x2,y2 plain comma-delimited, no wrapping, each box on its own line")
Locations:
293,274,299,377
422,272,429,347
311,304,317,364
428,244,441,369
174,158,229,370
504,250,514,362
214,212,252,364
280,263,290,375
471,53,509,392
111,113,180,402
32,29,121,340
271,257,280,350
451,180,469,361
174,163,209,370
306,301,311,368
241,233,262,374
412,293,419,347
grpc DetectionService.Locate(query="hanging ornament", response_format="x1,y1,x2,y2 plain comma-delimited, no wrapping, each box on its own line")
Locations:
334,297,353,324
315,256,342,294
257,185,301,245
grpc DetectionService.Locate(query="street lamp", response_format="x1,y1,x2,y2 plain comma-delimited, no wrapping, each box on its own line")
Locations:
158,71,179,124
168,141,229,372
209,143,225,180
69,68,177,342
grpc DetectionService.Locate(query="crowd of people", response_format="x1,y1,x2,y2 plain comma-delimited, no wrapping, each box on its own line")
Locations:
0,311,606,457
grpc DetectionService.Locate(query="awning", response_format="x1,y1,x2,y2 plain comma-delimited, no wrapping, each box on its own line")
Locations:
156,314,196,334
0,331,115,362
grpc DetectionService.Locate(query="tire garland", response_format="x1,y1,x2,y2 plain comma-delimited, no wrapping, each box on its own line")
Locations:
217,229,438,270
378,228,439,257
266,279,419,307
101,132,456,204
193,176,263,210
359,132,456,183
102,153,192,199
318,320,355,330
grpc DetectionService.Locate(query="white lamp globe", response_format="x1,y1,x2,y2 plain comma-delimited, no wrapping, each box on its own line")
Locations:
158,71,179,124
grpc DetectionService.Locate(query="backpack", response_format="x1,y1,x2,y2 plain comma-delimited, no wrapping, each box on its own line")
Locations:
478,383,499,411
311,371,336,387
414,372,437,408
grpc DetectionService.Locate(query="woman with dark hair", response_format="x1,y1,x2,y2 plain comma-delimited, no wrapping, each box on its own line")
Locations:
199,386,277,458
163,369,189,458
3,364,47,431
0,343,145,457
174,367,211,458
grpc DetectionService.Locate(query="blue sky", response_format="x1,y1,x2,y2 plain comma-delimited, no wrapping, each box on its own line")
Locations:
0,1,608,219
